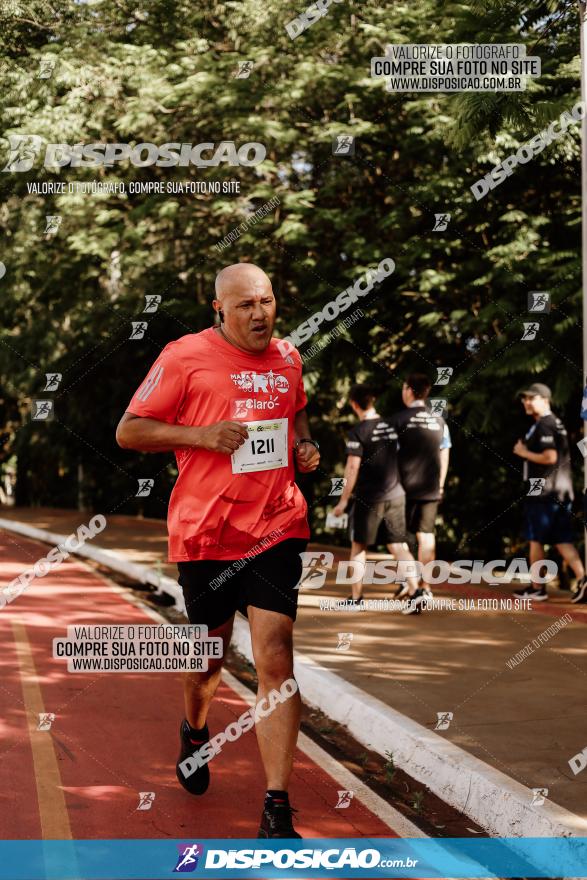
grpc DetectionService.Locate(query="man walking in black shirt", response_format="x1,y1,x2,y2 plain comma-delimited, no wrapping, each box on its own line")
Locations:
512,383,586,602
392,374,451,586
332,385,423,612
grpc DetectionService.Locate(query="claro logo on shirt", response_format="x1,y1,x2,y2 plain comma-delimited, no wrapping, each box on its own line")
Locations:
230,371,289,394
233,396,280,417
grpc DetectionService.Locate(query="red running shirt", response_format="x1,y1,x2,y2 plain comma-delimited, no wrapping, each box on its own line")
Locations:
126,327,310,561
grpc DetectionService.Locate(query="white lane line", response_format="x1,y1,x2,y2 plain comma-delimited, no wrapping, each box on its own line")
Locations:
94,568,426,837
222,666,427,839
92,569,498,877
66,562,501,876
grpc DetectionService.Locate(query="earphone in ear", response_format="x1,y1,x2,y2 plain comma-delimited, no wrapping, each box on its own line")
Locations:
218,309,224,323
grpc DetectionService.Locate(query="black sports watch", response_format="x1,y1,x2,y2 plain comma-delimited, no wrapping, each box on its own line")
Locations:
294,438,320,452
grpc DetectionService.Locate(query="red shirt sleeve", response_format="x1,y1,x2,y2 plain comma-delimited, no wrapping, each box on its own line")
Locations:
126,345,186,424
295,370,308,413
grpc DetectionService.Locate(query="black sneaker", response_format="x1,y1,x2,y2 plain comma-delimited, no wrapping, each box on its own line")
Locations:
257,800,301,838
176,719,210,795
393,583,410,599
571,577,587,604
345,595,365,608
513,586,548,601
401,587,426,615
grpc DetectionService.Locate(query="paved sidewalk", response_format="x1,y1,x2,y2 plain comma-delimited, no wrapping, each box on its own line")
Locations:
2,507,587,828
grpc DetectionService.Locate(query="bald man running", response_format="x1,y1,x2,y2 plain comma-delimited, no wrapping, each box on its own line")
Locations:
116,263,319,838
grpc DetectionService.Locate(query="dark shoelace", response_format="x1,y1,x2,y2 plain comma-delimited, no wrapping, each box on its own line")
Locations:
266,803,298,832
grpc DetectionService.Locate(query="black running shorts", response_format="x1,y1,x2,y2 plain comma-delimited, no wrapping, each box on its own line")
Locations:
177,538,308,631
406,499,439,535
349,497,407,545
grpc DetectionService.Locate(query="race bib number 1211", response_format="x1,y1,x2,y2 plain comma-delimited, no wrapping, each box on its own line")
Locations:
231,418,288,474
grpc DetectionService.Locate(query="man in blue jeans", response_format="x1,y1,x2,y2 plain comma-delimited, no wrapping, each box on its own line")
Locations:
512,382,587,602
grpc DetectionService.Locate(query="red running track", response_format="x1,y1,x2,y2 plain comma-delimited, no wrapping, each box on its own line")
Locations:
0,529,404,842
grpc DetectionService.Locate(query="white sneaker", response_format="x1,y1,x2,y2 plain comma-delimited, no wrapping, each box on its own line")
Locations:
401,588,426,615
513,586,548,601
571,577,587,604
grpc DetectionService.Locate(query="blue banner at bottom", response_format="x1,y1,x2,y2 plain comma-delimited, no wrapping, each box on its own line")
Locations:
1,838,586,879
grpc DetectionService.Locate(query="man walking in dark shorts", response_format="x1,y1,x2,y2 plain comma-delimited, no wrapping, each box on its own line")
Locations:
332,384,423,613
392,373,451,590
512,382,586,602
116,262,320,837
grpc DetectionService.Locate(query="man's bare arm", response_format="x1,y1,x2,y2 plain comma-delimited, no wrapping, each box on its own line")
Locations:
294,408,312,442
116,412,248,455
524,449,557,466
293,407,320,472
439,447,450,491
332,455,361,516
513,439,557,467
337,455,361,505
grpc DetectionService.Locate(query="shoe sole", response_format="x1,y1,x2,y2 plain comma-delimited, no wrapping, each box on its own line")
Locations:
571,585,587,603
176,722,210,795
176,763,210,795
257,833,302,839
513,593,548,601
402,599,423,615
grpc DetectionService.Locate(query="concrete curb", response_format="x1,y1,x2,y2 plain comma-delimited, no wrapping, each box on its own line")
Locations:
2,516,585,840
0,516,185,612
231,615,587,840
222,668,431,840
102,566,430,841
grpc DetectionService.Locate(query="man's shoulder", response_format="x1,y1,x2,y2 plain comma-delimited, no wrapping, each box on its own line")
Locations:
346,420,363,442
553,415,568,437
160,329,211,359
534,413,567,446
389,407,413,427
540,412,565,432
171,329,210,349
269,337,303,369
376,414,398,430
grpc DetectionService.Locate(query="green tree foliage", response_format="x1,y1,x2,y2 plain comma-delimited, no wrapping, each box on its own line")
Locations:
0,0,582,555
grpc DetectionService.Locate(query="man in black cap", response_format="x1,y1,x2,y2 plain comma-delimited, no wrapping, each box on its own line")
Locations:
512,382,587,602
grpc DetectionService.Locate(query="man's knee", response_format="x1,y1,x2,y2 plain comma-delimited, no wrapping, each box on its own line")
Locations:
389,542,413,558
185,658,224,683
529,540,545,556
418,531,435,547
555,542,577,557
418,532,435,560
255,635,294,683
